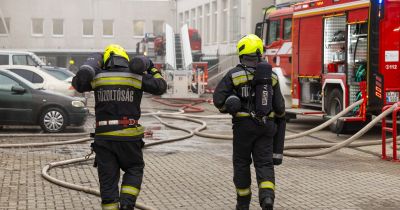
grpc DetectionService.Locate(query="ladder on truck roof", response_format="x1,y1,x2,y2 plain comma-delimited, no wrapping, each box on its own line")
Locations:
163,24,204,98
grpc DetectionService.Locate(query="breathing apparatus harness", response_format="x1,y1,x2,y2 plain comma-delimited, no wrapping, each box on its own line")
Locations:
238,50,274,125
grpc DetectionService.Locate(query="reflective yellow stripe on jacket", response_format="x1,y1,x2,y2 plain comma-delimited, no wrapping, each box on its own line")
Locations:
231,70,254,86
96,126,144,137
150,68,163,79
91,72,143,89
235,112,276,118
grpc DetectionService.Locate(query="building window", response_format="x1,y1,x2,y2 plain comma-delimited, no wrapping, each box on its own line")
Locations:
191,9,196,28
103,20,114,36
230,0,241,42
32,18,44,36
133,20,145,36
222,0,228,42
184,11,190,26
212,1,218,43
52,19,63,36
197,6,203,37
205,3,211,44
153,20,164,36
83,19,94,36
0,18,10,35
179,13,184,28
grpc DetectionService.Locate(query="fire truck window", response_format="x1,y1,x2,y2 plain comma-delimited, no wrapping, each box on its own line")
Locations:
267,20,280,45
283,19,292,40
191,32,201,41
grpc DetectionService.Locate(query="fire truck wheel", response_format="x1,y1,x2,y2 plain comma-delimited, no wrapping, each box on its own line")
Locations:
327,88,346,133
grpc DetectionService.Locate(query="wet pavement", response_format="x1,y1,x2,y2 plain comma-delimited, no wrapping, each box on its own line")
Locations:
1,95,400,209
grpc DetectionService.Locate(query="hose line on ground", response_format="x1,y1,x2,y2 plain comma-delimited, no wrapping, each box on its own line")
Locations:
41,115,207,210
191,99,365,140
283,102,398,157
0,137,91,148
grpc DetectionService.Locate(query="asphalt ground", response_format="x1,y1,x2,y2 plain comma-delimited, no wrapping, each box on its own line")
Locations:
0,94,400,209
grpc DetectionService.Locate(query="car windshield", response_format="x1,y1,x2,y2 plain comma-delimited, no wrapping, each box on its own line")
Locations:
45,70,72,80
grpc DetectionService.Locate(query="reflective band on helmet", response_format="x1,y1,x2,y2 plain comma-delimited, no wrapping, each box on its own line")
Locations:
273,153,283,159
96,126,144,137
236,188,251,196
102,202,119,210
121,185,140,197
259,181,275,190
235,112,251,117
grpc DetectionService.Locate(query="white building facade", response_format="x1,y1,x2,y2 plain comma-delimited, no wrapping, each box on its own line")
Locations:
177,0,273,56
0,0,176,66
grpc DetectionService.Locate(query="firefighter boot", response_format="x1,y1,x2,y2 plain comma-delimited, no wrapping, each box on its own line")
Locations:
261,196,274,210
259,190,274,210
236,192,251,210
120,204,134,210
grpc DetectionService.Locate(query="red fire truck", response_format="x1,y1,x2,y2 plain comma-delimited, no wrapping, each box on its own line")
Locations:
256,0,400,132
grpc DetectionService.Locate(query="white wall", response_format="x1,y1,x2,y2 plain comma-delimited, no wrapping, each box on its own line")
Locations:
0,0,176,52
177,0,273,56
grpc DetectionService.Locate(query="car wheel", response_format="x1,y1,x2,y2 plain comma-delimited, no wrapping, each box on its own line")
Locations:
40,107,67,133
327,88,346,133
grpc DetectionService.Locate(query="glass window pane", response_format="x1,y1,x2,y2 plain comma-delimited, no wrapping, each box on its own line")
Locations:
83,19,94,36
27,56,37,66
153,20,164,36
32,73,44,83
212,1,217,43
0,74,18,91
133,20,144,36
103,20,113,36
53,19,63,35
8,69,34,82
283,19,292,40
32,18,43,35
267,20,280,45
12,55,28,65
46,70,69,80
0,18,10,34
0,55,9,65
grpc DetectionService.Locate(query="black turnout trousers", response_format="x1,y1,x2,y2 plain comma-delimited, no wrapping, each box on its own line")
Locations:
93,139,144,206
232,117,276,205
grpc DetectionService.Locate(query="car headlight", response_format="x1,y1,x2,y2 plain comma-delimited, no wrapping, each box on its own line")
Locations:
72,100,85,108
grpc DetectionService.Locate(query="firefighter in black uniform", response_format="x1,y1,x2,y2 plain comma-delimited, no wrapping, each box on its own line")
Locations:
72,44,167,210
213,34,286,210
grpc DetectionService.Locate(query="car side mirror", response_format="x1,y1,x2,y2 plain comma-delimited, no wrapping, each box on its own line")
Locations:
11,85,26,94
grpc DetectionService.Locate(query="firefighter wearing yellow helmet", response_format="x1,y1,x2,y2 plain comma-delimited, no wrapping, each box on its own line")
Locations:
72,44,167,210
213,34,286,210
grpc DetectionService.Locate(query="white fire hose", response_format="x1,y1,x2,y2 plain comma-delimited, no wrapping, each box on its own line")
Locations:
1,99,397,209
41,115,206,210
188,99,364,140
